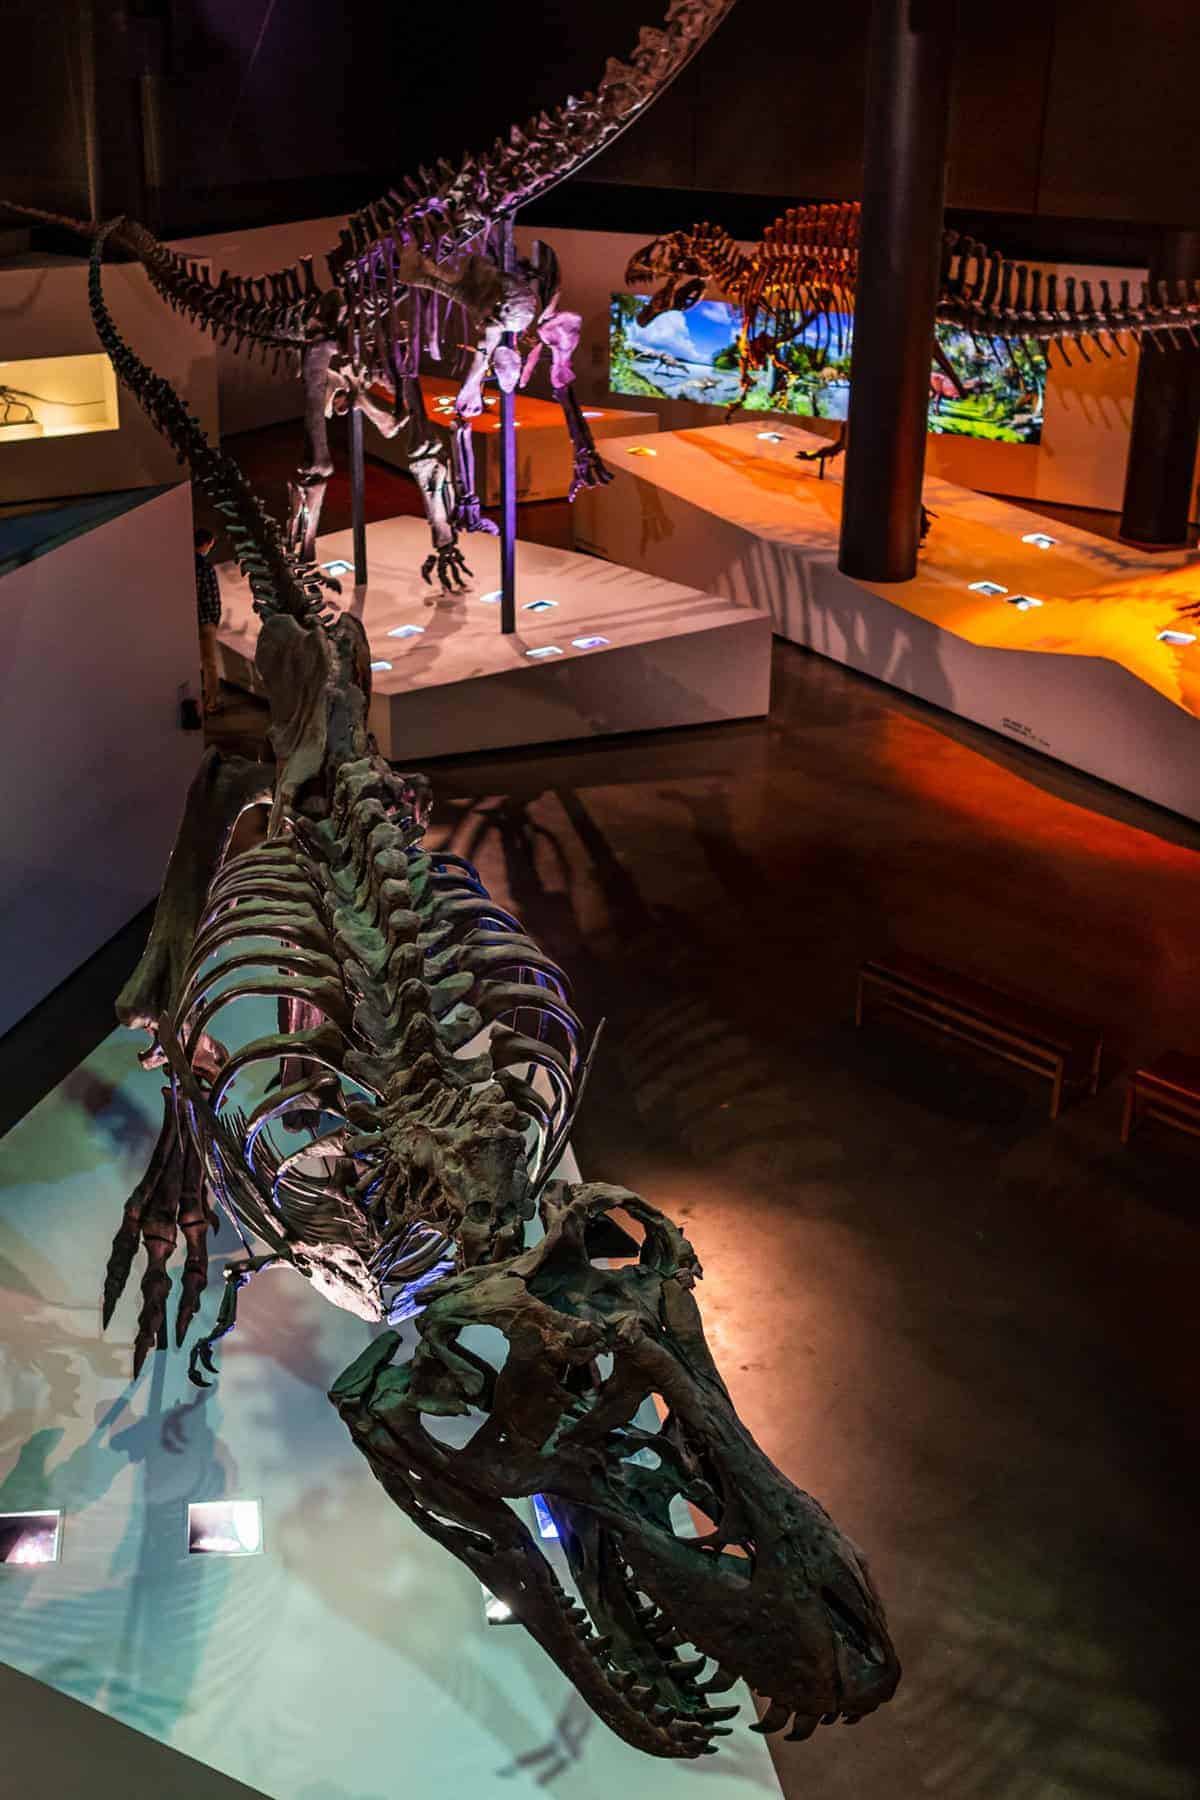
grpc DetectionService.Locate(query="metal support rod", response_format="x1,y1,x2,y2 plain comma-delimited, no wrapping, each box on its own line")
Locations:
1119,230,1200,548
499,214,518,635
349,404,367,587
838,0,957,583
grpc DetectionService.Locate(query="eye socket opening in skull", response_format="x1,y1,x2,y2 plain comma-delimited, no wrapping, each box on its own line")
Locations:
621,1394,757,1574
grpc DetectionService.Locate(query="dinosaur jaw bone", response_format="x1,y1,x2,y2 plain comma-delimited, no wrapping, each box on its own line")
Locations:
331,1182,899,1757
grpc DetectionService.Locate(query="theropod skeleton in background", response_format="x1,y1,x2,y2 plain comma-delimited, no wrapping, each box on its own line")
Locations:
627,201,1200,416
8,2,737,591
78,214,900,1761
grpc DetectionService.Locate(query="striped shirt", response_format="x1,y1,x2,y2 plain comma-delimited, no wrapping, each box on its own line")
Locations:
195,553,222,626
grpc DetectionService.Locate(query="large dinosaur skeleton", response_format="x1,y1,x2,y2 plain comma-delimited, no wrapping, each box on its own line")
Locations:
626,200,1200,414
79,215,900,1761
8,2,737,591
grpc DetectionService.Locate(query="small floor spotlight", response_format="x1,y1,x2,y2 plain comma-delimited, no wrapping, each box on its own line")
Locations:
0,1511,62,1566
186,1500,263,1556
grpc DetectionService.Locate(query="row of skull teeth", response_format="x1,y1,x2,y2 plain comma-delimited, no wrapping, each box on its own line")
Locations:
548,1580,739,1749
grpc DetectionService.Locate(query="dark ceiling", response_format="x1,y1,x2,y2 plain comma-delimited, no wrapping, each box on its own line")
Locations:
6,0,1199,261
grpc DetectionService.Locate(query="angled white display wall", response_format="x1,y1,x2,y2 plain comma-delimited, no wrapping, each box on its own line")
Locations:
0,481,204,1033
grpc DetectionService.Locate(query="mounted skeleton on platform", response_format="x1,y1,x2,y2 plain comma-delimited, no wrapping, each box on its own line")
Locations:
8,2,750,590
73,166,902,1763
626,200,1200,417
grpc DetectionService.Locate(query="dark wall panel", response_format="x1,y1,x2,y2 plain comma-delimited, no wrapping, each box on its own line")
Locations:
690,1,870,200
945,3,1053,214
4,1,94,215
1038,0,1200,223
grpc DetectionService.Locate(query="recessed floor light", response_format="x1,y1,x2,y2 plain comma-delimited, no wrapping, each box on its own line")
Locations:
757,431,784,442
531,1495,559,1540
571,635,609,650
1005,595,1043,611
479,590,502,604
0,1511,62,1566
370,659,393,672
387,624,426,638
1157,629,1196,646
322,559,353,576
969,580,1008,596
187,1500,262,1555
522,599,557,612
526,645,563,659
582,409,606,418
627,446,657,456
1020,532,1057,549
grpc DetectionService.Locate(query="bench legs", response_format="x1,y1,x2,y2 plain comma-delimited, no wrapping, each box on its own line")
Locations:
1121,1081,1137,1145
1049,1059,1065,1121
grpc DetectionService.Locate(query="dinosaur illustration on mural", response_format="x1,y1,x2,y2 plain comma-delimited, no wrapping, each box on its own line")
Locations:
626,200,1200,415
78,216,900,1762
6,0,737,590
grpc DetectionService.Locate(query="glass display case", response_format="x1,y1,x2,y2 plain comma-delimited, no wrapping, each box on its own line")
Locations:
0,353,118,443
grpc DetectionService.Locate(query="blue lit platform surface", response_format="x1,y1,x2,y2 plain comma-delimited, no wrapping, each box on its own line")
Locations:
0,1023,782,1800
216,513,772,761
576,422,1200,822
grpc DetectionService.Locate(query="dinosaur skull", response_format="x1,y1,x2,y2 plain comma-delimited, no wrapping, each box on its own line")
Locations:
625,233,710,324
332,1181,899,1758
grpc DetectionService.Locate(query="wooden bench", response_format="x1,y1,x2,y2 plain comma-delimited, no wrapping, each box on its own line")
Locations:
1122,1050,1200,1146
856,951,1103,1119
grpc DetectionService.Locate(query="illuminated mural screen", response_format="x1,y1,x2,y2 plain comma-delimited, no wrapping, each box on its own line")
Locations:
610,294,1045,444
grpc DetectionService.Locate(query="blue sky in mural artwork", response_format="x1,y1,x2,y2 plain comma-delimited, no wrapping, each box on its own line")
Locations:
625,295,855,368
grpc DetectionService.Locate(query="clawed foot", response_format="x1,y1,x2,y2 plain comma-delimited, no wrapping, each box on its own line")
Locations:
421,544,473,593
452,494,500,536
567,447,614,503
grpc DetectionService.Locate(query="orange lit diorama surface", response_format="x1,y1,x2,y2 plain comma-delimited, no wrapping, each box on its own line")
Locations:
365,374,658,504
574,421,1200,821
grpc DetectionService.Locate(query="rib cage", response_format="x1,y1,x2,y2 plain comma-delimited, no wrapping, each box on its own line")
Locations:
164,757,591,1324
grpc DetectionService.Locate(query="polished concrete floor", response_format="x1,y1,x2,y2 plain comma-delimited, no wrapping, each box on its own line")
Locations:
414,649,1200,1800
8,628,1199,1797
5,435,1199,1796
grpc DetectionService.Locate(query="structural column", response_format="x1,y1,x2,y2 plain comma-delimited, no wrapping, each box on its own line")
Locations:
1118,230,1200,548
498,215,518,635
349,406,367,587
839,0,956,583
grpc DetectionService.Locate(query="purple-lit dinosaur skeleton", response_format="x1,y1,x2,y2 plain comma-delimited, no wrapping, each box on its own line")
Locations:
74,24,904,1751
10,4,751,592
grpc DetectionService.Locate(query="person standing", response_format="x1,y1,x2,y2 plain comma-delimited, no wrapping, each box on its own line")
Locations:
194,526,223,716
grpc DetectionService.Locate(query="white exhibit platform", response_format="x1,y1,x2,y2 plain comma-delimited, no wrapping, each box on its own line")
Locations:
575,421,1200,822
0,1019,784,1800
216,514,772,760
368,376,659,504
